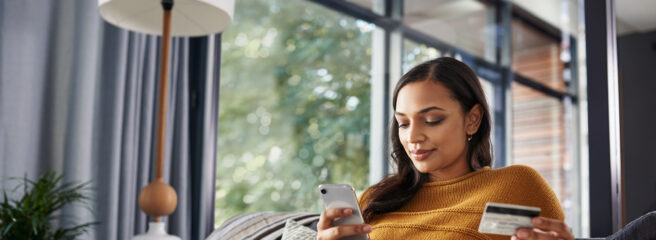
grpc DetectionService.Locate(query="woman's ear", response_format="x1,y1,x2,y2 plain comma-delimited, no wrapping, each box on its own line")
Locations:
466,104,483,135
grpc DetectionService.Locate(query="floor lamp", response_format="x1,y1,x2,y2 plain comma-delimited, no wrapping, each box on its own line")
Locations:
98,0,234,238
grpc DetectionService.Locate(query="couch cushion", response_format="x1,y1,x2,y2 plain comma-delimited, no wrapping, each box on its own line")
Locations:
207,212,319,240
282,219,317,240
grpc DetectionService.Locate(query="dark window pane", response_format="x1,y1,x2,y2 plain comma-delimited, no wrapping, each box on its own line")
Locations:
511,82,577,231
512,19,566,92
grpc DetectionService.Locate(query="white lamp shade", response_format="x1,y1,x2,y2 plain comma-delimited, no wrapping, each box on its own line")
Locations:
98,0,234,37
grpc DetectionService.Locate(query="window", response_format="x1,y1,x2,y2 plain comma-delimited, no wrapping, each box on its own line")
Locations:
215,0,373,226
512,19,566,91
346,0,376,10
215,0,588,236
402,39,442,73
510,12,582,236
511,82,571,201
403,0,496,62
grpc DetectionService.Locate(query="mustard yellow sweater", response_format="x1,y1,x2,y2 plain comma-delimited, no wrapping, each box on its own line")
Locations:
359,165,564,240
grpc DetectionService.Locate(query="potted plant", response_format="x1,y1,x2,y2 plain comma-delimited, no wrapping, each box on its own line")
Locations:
0,170,98,239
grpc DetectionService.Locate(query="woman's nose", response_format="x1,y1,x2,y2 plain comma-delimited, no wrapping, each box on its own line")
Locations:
406,124,426,143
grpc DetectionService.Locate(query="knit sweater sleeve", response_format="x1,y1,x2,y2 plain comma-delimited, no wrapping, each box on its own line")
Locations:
507,165,565,221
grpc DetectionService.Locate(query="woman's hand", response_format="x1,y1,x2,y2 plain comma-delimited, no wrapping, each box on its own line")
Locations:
512,217,574,240
316,208,372,240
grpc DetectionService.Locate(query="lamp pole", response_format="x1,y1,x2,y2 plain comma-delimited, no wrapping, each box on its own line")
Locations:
137,0,178,224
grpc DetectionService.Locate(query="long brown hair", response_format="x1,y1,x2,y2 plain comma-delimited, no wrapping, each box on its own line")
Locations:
362,57,492,222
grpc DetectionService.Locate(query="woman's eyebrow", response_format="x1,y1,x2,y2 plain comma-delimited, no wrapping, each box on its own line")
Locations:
395,106,446,116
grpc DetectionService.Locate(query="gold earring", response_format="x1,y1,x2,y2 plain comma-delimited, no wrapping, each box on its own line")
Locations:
467,134,472,142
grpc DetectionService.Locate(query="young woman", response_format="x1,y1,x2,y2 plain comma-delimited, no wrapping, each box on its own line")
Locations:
316,57,574,240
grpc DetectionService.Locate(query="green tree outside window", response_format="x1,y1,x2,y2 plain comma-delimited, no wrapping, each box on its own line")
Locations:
215,0,373,226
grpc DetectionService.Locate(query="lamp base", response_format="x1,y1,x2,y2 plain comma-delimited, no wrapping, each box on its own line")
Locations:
133,222,181,240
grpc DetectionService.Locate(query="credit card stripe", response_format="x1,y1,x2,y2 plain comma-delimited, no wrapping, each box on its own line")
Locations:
485,206,540,217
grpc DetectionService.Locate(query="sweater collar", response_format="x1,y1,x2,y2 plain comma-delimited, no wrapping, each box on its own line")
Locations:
422,166,491,187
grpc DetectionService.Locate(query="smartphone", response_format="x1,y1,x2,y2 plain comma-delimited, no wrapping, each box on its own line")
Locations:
318,184,369,240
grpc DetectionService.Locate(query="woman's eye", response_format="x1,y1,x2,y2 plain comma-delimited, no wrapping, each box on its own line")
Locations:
398,123,409,128
426,119,443,125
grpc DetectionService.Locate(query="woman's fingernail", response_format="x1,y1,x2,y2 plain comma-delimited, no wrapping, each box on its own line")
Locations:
518,230,529,238
363,225,372,233
343,209,351,215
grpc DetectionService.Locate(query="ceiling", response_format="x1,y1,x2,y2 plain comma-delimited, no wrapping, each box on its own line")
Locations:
616,0,656,35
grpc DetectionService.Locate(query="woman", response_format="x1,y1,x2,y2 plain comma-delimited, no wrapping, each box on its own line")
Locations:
317,57,574,240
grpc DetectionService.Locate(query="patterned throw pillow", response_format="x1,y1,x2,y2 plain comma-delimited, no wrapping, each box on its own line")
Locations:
282,219,317,240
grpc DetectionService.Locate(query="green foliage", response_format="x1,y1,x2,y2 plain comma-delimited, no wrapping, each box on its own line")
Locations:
402,39,443,73
215,0,373,226
0,171,97,240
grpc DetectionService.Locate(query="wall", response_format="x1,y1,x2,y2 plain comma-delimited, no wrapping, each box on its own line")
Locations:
618,30,656,224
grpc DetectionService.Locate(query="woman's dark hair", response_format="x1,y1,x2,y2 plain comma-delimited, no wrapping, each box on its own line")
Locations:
361,57,492,222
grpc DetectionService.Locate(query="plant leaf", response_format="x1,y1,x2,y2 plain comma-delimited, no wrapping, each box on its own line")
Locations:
0,170,98,239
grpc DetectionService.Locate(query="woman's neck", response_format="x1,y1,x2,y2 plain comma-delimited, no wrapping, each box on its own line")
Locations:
428,159,473,182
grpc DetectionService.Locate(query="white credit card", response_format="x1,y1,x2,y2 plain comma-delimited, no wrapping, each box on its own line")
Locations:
478,202,541,236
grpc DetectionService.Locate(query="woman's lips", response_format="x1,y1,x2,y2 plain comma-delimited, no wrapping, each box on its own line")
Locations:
410,149,435,161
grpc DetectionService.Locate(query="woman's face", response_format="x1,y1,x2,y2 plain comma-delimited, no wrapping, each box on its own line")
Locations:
394,80,479,181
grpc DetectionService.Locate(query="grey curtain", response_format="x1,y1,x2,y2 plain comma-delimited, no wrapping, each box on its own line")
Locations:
0,1,220,240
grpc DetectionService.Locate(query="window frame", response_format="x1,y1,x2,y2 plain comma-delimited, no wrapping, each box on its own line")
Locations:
310,0,583,236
